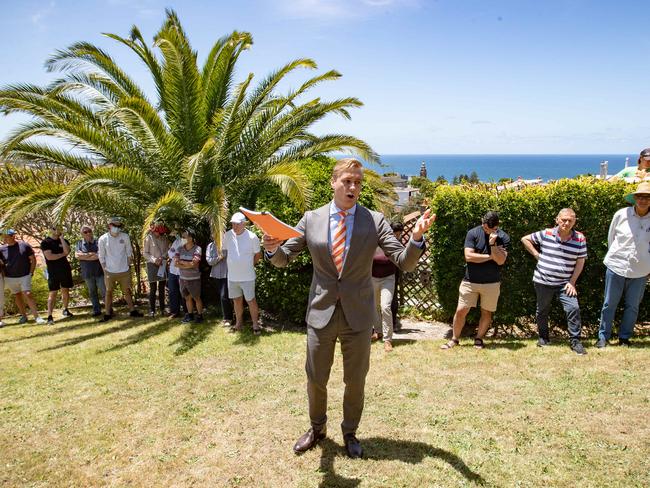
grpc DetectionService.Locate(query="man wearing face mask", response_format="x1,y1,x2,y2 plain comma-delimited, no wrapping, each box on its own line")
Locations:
97,217,143,322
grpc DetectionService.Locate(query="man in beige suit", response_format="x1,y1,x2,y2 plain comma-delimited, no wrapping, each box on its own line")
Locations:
263,158,435,458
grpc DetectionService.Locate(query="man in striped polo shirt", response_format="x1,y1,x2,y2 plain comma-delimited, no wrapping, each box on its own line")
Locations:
521,208,588,354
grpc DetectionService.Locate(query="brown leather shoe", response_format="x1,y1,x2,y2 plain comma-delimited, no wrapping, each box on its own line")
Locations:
293,427,326,454
371,330,379,342
384,340,393,352
343,433,363,459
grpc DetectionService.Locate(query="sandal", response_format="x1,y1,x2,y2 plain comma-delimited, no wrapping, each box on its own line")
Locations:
474,337,485,349
440,339,459,350
252,326,262,336
229,324,242,333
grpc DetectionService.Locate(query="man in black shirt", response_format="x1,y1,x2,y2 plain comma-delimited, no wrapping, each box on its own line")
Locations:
441,211,510,349
41,225,74,325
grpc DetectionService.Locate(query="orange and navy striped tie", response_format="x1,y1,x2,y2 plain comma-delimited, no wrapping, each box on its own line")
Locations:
331,211,347,275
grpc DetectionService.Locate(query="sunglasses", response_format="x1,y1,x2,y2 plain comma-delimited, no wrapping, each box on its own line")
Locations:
82,230,92,234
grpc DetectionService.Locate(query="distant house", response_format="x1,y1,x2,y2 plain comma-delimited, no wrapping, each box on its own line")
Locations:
381,175,419,208
381,175,408,188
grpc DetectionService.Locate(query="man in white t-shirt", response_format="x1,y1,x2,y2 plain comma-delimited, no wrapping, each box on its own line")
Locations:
224,212,262,334
97,217,143,322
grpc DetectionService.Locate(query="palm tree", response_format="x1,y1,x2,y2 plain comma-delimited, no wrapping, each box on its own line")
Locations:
0,9,377,247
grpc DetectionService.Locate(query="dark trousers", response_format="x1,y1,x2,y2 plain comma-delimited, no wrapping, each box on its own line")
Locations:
534,282,582,341
148,280,166,313
167,273,186,315
306,303,372,436
213,278,233,321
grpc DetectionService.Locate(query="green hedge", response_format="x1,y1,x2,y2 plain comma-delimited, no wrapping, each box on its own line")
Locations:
428,178,641,331
255,156,381,323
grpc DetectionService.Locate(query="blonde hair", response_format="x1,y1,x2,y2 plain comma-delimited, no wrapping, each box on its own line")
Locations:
332,158,364,180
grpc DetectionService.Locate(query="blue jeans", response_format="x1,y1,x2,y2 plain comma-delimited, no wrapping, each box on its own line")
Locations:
84,275,106,315
534,282,582,341
598,268,647,341
213,278,233,321
168,273,182,315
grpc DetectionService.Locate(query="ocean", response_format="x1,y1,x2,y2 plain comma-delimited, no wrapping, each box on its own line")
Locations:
364,154,635,181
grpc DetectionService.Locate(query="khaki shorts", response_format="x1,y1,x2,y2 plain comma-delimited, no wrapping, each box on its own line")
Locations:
457,280,501,312
104,271,132,293
228,280,255,301
5,275,32,294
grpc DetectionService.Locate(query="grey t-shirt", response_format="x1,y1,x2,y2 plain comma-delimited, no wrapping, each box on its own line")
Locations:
176,244,201,280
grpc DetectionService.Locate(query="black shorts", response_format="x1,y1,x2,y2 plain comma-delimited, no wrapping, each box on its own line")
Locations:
47,268,74,291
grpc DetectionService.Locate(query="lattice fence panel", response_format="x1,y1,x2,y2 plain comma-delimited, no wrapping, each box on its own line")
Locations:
397,211,438,312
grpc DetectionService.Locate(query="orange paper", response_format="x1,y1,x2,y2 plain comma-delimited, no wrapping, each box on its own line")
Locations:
239,207,303,240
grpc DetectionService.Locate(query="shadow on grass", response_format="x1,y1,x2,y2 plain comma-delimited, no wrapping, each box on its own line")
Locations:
99,318,182,354
0,317,100,344
169,319,219,355
389,339,418,348
316,437,485,487
230,327,262,346
38,319,145,352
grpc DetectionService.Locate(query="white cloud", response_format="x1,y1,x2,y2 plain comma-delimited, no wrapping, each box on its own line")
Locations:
273,0,420,20
31,1,56,26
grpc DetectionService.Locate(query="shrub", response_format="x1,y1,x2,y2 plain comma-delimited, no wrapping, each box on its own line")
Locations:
427,178,641,332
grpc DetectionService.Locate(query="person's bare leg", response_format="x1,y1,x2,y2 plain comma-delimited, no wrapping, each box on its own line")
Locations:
124,287,135,311
195,297,203,315
23,291,40,318
451,306,471,340
248,298,259,327
476,308,493,339
186,296,194,314
47,291,57,317
14,292,27,318
61,288,70,310
233,297,244,329
105,290,114,315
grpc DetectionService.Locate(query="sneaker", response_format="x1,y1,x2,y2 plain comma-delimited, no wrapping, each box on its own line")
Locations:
47,315,55,325
0,321,5,328
194,314,204,324
148,310,156,318
62,309,73,318
129,310,144,318
595,338,607,348
571,341,587,355
618,338,631,347
181,313,194,323
35,316,46,325
100,314,113,322
19,315,28,324
223,320,232,328
537,337,551,347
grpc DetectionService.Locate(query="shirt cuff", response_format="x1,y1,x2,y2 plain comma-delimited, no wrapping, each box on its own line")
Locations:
410,237,425,248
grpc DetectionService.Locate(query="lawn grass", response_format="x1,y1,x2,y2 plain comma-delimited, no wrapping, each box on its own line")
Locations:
1,309,649,487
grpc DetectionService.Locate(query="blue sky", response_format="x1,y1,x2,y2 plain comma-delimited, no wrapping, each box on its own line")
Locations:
0,0,649,154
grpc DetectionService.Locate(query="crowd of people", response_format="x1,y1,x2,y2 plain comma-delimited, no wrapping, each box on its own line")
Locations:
0,212,262,332
0,156,647,459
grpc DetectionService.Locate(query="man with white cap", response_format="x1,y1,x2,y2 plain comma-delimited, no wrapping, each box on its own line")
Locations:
97,217,143,321
223,212,262,334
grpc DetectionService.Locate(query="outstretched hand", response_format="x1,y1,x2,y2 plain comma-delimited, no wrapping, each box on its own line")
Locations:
262,234,282,254
412,208,436,241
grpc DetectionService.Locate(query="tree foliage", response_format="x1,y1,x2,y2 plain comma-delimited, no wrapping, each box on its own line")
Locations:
0,10,376,249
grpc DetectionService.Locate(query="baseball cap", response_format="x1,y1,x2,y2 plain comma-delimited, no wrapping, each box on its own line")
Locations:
1,228,17,235
108,216,124,226
230,212,247,224
640,148,650,158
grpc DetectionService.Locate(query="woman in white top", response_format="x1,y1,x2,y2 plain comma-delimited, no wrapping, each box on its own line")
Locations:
596,182,650,347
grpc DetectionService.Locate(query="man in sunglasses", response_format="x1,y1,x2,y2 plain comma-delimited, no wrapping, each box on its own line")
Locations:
41,224,75,325
75,225,105,317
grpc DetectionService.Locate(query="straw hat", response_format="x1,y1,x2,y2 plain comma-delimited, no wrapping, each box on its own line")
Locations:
624,181,650,204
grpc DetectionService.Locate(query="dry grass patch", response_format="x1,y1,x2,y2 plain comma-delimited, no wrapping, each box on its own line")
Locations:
1,311,649,487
